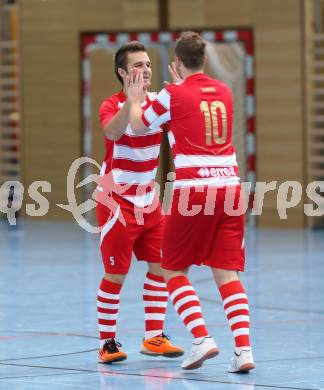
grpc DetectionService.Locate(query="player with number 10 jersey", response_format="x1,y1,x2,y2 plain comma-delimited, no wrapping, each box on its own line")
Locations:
129,31,254,373
142,69,244,271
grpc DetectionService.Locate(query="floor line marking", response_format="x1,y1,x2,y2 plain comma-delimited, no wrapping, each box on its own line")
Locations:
0,361,320,390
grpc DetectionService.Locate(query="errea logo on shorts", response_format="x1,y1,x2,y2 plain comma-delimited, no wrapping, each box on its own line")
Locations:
198,167,236,178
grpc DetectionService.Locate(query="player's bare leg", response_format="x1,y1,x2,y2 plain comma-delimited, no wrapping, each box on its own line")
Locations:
148,262,164,276
211,268,239,287
212,268,255,373
164,268,219,369
140,263,184,358
105,273,126,284
163,269,188,279
97,272,127,364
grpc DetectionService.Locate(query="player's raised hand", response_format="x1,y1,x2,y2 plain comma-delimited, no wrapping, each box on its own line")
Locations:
127,69,146,103
164,61,183,86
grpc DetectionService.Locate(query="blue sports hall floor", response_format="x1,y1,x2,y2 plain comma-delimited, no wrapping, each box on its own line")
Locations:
0,220,323,390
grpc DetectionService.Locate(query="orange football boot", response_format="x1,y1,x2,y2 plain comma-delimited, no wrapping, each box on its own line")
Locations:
140,333,184,358
98,339,127,364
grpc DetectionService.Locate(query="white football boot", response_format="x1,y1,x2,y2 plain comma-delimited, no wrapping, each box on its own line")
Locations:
181,336,219,370
228,349,255,373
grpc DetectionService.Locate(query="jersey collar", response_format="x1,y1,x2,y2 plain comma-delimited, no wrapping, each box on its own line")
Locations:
185,72,206,82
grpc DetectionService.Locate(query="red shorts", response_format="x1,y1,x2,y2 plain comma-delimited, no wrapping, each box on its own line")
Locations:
162,185,245,271
96,195,164,274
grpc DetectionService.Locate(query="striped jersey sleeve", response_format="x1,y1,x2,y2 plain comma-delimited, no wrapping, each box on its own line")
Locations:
142,87,171,130
99,97,118,128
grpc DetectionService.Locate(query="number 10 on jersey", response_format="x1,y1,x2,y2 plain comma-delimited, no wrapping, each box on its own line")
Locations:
200,100,227,145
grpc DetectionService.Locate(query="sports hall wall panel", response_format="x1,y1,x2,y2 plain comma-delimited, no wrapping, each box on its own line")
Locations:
78,0,158,31
169,0,254,28
254,0,304,228
20,0,80,219
20,0,306,227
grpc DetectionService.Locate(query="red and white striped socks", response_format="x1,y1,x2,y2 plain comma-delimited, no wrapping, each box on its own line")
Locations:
143,273,168,340
167,275,209,340
219,280,251,353
97,278,122,348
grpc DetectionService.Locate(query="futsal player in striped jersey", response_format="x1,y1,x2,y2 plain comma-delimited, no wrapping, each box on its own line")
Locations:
128,32,255,373
96,42,183,363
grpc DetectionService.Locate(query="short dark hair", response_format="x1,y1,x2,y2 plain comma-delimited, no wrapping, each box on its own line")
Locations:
175,31,206,70
114,41,147,85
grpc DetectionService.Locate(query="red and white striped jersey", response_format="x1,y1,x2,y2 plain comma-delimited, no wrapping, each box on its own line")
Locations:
98,91,162,207
142,73,240,189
